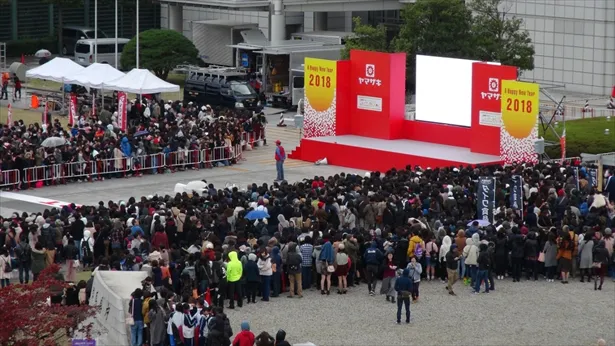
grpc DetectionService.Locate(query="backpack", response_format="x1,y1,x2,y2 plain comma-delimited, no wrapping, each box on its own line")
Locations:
82,238,93,258
427,242,437,258
3,258,12,273
579,202,588,217
15,243,31,263
414,242,423,259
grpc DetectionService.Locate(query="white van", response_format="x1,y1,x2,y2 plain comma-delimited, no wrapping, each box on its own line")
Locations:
74,38,130,69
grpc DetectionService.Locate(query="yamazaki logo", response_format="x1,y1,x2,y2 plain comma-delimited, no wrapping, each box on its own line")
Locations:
482,78,500,100
358,63,382,86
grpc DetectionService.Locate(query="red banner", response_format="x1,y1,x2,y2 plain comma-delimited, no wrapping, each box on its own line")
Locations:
68,94,78,126
470,63,518,155
6,104,12,125
43,99,48,126
560,128,566,163
117,92,127,131
348,50,406,139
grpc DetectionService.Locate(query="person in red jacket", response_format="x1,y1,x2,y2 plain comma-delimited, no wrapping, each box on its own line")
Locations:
232,321,254,346
274,140,286,182
151,228,169,249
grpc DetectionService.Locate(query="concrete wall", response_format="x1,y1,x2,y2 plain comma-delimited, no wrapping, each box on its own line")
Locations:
505,0,615,95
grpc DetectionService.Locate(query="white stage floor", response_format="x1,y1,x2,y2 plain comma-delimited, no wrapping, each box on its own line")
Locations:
306,135,501,164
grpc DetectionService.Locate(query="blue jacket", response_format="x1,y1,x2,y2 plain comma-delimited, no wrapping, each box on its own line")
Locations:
130,298,144,321
363,241,383,266
318,241,334,263
121,136,132,157
271,246,283,269
243,260,260,282
394,269,413,293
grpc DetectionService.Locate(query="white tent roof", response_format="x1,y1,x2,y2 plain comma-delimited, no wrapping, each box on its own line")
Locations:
25,57,85,83
102,68,180,94
63,63,125,89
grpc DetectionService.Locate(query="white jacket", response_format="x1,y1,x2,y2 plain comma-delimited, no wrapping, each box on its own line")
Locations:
463,238,479,266
257,256,273,276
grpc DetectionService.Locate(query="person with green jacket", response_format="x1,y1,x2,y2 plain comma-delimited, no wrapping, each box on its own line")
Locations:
226,251,243,309
31,242,47,281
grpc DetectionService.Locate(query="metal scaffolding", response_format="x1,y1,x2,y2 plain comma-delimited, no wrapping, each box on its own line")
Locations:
0,42,6,71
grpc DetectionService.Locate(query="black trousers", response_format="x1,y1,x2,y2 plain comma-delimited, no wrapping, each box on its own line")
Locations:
396,296,410,322
511,257,523,281
246,281,259,302
227,281,242,307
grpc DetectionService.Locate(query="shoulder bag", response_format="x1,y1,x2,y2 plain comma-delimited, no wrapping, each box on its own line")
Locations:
126,299,135,325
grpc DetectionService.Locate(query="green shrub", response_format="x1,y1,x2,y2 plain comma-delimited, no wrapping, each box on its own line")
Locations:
6,37,58,57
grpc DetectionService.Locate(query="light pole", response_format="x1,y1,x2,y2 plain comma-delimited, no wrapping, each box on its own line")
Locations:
136,0,140,69
115,0,118,68
94,0,98,62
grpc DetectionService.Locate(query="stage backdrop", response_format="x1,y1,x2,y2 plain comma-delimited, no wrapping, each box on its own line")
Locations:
349,50,406,140
303,57,338,138
500,80,539,164
471,62,519,155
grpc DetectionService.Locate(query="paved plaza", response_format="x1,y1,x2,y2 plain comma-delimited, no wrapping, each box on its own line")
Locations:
0,123,613,346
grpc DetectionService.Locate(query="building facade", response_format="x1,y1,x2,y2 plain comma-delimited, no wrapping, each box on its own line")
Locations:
161,0,614,96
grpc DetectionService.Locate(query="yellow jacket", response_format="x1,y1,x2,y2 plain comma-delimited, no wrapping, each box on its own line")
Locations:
407,235,424,259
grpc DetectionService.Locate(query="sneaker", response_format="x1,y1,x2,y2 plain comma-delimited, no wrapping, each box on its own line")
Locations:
287,295,294,298
369,291,375,296
396,321,401,324
298,295,303,298
449,291,457,296
406,320,410,324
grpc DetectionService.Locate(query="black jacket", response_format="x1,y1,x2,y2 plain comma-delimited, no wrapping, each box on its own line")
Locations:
393,238,409,268
477,250,491,270
524,238,538,259
510,234,525,259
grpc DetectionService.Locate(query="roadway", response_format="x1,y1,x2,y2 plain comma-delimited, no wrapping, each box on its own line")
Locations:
0,122,362,216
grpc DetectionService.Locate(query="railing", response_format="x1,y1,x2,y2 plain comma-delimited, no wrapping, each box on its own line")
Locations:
540,103,615,121
17,144,244,189
0,170,20,188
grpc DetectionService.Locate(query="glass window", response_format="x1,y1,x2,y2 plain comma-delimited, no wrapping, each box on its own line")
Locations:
230,83,255,96
84,30,108,39
75,43,91,54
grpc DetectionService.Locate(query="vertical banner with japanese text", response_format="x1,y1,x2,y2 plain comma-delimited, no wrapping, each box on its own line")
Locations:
572,166,579,190
500,80,539,164
6,104,12,125
477,176,496,224
588,168,598,188
117,92,127,131
510,175,523,215
43,98,48,126
303,58,338,138
69,94,78,126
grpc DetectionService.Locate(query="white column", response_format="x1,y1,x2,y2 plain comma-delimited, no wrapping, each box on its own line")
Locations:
114,0,118,67
94,0,98,62
314,12,327,31
270,0,285,42
169,4,183,32
136,0,139,69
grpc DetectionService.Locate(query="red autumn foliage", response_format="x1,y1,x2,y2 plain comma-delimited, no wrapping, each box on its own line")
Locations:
0,264,99,346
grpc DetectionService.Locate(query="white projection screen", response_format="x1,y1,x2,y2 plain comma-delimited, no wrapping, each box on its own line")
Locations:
415,55,499,127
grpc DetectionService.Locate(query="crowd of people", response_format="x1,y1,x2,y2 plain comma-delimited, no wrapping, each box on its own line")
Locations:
0,161,614,344
0,98,269,188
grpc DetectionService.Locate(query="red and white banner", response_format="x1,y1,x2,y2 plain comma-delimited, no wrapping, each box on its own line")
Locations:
42,99,48,126
117,91,127,131
68,94,78,125
6,104,12,125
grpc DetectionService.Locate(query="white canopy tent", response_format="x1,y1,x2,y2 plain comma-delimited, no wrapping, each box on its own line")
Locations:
102,68,180,94
25,57,84,83
63,63,125,89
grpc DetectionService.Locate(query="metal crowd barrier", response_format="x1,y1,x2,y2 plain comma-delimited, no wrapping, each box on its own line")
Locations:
0,170,20,188
19,144,244,188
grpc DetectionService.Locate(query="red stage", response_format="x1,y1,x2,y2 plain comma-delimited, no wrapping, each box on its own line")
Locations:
292,50,516,170
293,135,501,172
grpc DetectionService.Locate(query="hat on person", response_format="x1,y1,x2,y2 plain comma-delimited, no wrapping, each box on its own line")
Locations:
605,228,612,235
275,140,281,144
239,245,248,252
451,244,458,250
241,321,250,331
248,253,257,261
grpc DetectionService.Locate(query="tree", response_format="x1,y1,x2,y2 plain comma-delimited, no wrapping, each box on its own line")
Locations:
469,0,535,71
42,0,83,55
0,265,99,346
121,29,199,80
393,0,475,91
342,17,390,59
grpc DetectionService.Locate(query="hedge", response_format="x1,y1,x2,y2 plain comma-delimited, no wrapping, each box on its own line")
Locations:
542,117,615,158
6,37,58,57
